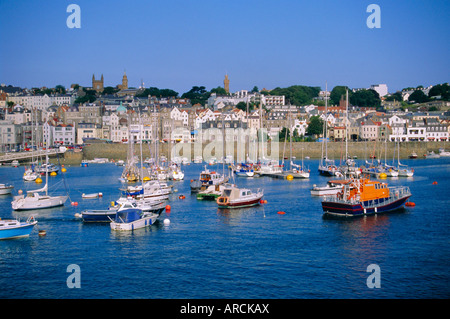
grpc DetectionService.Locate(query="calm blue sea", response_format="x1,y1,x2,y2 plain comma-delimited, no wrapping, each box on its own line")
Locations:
0,158,449,299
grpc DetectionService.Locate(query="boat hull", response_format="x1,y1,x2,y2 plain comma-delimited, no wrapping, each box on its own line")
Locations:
322,194,411,217
12,195,68,211
0,222,37,240
81,209,117,222
217,195,263,209
0,186,14,195
310,186,342,196
110,214,158,231
318,167,336,176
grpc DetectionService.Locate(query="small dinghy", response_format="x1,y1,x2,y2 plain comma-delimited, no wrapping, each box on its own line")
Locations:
82,192,103,199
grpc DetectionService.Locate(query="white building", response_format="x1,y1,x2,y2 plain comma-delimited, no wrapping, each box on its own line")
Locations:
0,120,22,151
370,84,388,97
406,120,426,142
7,93,75,110
52,124,76,145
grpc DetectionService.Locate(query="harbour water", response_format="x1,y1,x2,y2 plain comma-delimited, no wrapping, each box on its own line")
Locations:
0,158,449,299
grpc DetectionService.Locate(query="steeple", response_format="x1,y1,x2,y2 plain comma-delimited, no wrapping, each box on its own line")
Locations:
224,74,230,94
121,70,128,90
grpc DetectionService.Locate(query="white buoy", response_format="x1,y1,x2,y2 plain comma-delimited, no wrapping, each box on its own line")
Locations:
163,218,170,226
74,213,82,218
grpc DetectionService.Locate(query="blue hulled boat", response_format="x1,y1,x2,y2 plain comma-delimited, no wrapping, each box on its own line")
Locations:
0,216,37,240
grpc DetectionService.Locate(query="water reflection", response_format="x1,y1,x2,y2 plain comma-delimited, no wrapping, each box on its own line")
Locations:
216,206,265,226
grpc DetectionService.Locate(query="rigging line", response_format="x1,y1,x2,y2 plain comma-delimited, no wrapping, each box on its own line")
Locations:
56,152,72,202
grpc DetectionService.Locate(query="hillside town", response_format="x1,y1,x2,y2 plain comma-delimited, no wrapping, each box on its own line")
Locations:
0,74,449,152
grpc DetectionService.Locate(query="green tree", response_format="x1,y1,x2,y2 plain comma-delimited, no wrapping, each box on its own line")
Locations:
408,90,428,103
75,95,96,104
428,83,450,101
210,86,227,95
268,85,320,105
330,86,351,105
235,101,247,111
181,86,210,106
349,89,381,108
385,91,403,102
136,87,179,98
55,85,66,94
306,115,323,137
251,86,259,93
278,127,290,142
102,86,119,95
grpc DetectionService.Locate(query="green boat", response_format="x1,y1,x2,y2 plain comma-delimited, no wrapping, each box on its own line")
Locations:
196,184,226,200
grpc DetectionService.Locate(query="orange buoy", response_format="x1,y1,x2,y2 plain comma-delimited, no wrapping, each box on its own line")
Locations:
165,205,171,212
259,200,265,204
71,202,78,206
179,195,185,199
405,202,416,207
432,181,438,185
264,200,268,204
277,211,286,215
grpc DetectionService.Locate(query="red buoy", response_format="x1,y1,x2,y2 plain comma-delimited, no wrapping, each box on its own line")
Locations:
277,211,285,215
405,202,415,207
165,205,171,212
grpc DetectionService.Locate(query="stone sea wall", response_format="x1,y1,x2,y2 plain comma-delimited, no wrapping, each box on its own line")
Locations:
63,141,449,165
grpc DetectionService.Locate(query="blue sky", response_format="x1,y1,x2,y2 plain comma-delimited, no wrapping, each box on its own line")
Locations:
0,0,448,95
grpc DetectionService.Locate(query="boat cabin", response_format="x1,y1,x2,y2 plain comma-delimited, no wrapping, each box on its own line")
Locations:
342,178,389,201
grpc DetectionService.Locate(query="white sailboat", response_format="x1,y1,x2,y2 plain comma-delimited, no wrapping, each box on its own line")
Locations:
396,141,414,177
23,107,39,181
12,114,68,211
318,82,338,176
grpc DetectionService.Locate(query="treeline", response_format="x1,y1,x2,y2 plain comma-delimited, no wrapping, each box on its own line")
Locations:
386,83,450,103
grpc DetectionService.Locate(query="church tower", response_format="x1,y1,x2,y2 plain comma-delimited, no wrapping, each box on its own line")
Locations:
121,71,128,90
92,74,104,92
224,74,230,94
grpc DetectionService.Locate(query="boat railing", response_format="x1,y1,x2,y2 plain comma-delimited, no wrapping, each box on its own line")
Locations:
323,186,411,206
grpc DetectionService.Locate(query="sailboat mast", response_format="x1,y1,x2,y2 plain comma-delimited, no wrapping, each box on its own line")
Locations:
325,82,328,160
345,89,348,161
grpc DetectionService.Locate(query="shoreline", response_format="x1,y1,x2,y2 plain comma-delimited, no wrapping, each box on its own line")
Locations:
1,141,447,166
72,141,449,165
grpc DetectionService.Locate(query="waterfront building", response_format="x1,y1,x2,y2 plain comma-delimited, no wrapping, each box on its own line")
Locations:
406,120,427,142
0,120,23,151
76,122,103,144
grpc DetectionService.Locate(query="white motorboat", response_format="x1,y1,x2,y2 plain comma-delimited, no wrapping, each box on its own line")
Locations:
310,179,349,196
438,148,450,157
82,192,103,199
425,151,440,159
23,167,40,181
258,159,283,176
109,209,159,231
0,216,37,240
35,163,59,174
0,183,14,195
216,184,263,209
190,166,228,193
